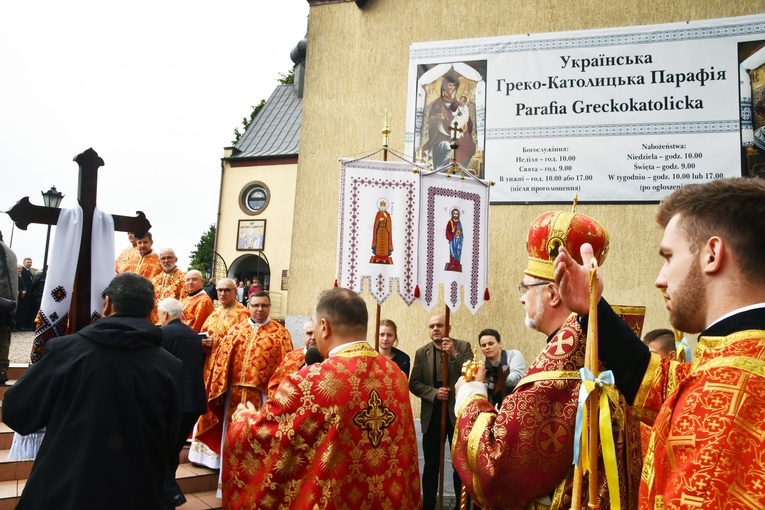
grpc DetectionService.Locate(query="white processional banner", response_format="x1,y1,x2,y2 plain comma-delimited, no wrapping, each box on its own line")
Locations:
337,159,421,306
417,172,490,314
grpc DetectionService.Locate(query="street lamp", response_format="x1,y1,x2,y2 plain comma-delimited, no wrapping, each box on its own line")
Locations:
41,186,64,272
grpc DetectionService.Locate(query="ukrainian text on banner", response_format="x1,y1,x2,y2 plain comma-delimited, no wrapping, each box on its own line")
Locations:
417,172,490,314
336,159,421,305
404,14,765,203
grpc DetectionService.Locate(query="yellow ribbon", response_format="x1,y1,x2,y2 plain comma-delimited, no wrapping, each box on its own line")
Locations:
573,367,620,510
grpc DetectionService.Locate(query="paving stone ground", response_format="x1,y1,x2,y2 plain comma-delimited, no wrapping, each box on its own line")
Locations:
9,330,33,365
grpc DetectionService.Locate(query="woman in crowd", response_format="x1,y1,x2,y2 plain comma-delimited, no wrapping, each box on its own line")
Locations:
378,319,411,379
478,328,526,407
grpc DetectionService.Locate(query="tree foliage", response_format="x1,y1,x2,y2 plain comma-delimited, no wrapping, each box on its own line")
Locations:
232,99,266,145
277,68,295,85
188,224,216,274
231,69,295,144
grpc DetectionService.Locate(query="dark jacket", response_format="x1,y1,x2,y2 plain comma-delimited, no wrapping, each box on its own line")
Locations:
204,281,217,301
4,315,183,510
161,319,206,415
390,346,411,380
409,338,473,432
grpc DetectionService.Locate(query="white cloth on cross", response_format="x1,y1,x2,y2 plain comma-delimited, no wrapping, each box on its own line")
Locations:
9,205,115,461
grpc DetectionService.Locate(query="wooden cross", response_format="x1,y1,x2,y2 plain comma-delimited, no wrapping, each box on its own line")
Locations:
6,148,151,332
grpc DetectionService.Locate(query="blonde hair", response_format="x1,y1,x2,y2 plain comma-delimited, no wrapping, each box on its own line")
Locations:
380,319,399,346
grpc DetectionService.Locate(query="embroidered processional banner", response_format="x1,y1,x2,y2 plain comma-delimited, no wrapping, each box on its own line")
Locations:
417,171,490,314
337,159,421,305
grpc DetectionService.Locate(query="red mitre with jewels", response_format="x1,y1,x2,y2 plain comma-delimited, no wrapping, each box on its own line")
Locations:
524,202,610,281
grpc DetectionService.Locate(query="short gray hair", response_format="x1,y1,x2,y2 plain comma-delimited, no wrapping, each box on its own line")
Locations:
158,297,183,320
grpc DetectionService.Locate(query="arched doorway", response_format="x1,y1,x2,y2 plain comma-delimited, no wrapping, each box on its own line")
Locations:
230,252,271,291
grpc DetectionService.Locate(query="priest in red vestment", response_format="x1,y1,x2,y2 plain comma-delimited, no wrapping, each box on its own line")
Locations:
452,209,642,510
195,291,293,469
114,231,139,274
150,247,187,324
121,231,162,281
554,177,765,509
267,319,315,398
223,287,422,509
188,277,248,468
181,270,214,333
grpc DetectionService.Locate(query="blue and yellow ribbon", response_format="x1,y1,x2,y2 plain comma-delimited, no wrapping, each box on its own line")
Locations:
572,367,620,510
676,337,692,362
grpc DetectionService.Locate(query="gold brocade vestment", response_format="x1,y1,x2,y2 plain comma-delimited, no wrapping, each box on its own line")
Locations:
121,252,162,281
196,319,293,456
181,291,215,333
114,245,139,274
150,267,188,324
634,329,765,508
267,346,306,399
452,313,642,510
222,342,422,510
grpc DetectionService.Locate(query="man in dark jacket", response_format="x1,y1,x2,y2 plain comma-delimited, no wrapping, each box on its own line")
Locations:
158,297,207,508
4,272,183,510
18,258,34,330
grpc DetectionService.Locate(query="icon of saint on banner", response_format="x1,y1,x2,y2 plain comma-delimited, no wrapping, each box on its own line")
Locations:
370,198,394,264
445,207,463,272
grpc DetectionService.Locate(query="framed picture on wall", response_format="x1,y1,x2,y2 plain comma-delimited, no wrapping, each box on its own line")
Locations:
237,219,266,251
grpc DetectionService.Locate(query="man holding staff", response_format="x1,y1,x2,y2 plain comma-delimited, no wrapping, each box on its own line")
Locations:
410,315,473,510
554,177,765,509
452,209,642,509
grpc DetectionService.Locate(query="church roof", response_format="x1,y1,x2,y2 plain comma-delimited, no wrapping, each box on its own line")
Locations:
232,84,301,159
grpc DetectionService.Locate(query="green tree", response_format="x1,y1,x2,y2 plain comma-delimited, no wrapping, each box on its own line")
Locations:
232,99,266,144
231,69,295,144
277,68,294,85
188,224,216,274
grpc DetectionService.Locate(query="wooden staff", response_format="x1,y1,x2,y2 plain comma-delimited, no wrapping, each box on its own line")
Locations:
373,111,391,352
586,259,600,510
570,259,600,510
438,306,451,510
374,303,381,351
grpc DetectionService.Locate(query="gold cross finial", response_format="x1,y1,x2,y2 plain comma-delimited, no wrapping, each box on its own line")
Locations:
381,109,391,148
571,194,579,213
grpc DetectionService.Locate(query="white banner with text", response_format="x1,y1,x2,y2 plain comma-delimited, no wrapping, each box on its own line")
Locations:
405,14,765,203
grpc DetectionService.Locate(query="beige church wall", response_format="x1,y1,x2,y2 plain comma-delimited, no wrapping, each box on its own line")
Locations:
294,0,761,416
217,159,298,314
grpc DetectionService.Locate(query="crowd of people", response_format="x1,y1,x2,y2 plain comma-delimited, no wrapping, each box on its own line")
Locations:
1,176,764,509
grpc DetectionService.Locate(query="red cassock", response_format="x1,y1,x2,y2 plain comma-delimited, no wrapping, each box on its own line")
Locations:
452,314,642,510
222,342,422,510
634,331,765,508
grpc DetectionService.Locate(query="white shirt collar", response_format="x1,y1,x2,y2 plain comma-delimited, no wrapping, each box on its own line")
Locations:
706,302,765,329
248,316,271,329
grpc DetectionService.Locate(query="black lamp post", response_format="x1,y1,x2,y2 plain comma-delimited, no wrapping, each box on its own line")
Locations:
41,186,64,272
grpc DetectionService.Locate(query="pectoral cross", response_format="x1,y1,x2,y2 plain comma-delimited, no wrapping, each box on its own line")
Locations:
6,148,151,332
